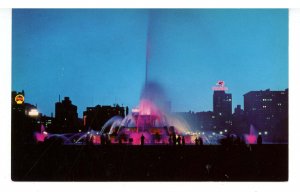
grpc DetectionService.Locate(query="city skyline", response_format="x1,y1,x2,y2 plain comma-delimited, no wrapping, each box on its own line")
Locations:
12,9,288,117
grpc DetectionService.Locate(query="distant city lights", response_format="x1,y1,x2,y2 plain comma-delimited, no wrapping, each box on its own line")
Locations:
28,109,39,117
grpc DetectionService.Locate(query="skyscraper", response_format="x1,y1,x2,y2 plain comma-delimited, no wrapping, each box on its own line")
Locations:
54,96,79,133
212,81,233,131
213,90,232,117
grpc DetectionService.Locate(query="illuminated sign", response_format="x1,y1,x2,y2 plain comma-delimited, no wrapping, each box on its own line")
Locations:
15,94,25,104
28,109,39,117
212,80,228,91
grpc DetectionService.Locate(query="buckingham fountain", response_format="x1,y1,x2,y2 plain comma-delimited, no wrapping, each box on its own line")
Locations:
36,13,228,146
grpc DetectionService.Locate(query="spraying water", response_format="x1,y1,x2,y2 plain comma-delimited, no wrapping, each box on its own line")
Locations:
244,124,258,144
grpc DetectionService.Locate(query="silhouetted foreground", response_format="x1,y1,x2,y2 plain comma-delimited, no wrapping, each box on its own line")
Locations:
12,144,288,181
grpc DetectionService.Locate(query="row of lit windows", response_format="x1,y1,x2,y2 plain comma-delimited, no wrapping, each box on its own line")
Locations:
262,98,272,101
252,103,283,111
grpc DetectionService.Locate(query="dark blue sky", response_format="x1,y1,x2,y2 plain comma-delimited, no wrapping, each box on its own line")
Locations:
12,9,288,117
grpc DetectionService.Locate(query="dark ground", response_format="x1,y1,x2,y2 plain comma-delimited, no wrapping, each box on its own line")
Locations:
11,144,288,181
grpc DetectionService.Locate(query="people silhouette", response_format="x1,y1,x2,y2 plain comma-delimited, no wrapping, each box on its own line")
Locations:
199,137,203,145
177,135,181,145
182,136,185,145
257,135,262,145
141,134,145,146
195,137,199,145
172,133,177,146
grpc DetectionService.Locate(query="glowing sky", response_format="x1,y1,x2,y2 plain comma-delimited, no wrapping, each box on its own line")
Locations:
12,9,288,117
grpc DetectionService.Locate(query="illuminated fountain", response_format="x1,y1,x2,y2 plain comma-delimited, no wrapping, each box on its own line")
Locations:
36,82,195,145
36,11,212,145
95,81,191,145
244,124,258,144
94,13,195,145
34,124,47,142
35,124,87,145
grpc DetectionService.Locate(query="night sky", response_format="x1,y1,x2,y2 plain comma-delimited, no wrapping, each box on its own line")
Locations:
12,9,288,117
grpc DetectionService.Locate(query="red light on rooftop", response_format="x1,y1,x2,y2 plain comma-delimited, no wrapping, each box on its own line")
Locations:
212,80,228,91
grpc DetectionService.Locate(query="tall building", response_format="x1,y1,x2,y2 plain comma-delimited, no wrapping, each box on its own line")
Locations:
212,81,232,131
54,96,79,133
244,89,288,142
12,90,40,144
83,104,128,131
213,90,232,117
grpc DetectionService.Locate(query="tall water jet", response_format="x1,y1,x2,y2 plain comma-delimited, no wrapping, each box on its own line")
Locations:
44,11,193,145
145,10,153,87
244,124,258,144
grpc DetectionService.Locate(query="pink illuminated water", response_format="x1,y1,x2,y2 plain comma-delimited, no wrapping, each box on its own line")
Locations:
244,125,257,144
34,124,47,142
